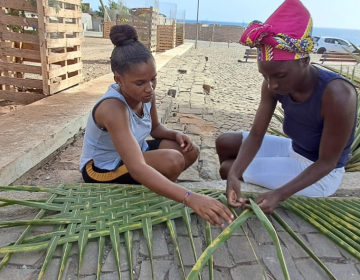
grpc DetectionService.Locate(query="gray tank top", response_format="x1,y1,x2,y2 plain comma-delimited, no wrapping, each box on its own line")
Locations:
80,84,152,171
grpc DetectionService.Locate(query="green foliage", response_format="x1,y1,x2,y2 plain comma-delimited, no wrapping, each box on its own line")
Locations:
0,184,359,279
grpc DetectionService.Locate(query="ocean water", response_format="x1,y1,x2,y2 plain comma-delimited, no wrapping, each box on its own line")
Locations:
185,20,360,47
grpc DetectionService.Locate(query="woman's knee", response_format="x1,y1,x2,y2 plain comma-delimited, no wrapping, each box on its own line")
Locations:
162,150,186,175
215,132,243,155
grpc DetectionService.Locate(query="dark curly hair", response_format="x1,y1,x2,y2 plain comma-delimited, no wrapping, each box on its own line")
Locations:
109,24,153,75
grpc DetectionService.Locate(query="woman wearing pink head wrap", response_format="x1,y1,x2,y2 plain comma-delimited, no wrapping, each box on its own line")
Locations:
216,0,358,213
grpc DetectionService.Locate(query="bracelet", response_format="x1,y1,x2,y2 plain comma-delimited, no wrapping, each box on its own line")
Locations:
182,190,191,207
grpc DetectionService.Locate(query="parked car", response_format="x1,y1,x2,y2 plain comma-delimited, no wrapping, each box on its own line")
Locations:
312,36,356,54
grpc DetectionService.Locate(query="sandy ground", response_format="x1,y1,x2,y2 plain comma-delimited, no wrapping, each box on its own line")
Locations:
0,37,114,115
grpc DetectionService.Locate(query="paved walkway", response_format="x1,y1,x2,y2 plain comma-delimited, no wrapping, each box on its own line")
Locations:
0,41,360,279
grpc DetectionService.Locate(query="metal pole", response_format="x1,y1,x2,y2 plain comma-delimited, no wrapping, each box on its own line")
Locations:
195,0,200,49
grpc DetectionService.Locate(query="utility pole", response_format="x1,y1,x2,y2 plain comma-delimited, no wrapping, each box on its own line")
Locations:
195,0,200,49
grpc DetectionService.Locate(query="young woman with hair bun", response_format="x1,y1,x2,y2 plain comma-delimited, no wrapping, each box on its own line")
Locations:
80,25,234,226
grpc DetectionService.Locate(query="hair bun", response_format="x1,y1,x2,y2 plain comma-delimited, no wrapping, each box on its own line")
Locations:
109,25,139,47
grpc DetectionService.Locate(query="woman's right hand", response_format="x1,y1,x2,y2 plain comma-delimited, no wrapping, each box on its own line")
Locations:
226,174,247,208
185,192,234,226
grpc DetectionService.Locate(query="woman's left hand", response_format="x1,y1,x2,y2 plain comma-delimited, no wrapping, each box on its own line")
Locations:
175,132,194,153
253,190,284,214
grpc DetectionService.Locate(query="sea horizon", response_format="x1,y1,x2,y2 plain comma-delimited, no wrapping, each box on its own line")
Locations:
184,19,360,46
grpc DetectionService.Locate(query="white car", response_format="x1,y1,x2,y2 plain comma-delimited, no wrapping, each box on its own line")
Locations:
312,36,356,54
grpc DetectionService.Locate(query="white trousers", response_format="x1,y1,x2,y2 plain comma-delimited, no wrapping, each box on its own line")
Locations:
242,132,345,197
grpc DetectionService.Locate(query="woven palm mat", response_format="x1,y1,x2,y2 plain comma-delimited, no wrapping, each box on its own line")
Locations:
0,184,226,279
1,184,360,280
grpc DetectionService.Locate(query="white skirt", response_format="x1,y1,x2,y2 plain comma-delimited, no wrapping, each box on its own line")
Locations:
241,131,345,197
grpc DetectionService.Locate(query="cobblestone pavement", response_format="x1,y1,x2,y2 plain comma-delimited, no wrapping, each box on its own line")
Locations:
1,42,360,279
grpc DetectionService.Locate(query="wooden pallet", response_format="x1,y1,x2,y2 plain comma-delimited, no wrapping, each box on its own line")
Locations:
0,0,83,96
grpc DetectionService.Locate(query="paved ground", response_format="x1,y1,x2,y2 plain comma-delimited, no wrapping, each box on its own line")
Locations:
1,41,360,279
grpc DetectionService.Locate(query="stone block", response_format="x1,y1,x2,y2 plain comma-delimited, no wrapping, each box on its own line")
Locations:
213,244,235,268
41,257,70,280
177,236,203,266
0,267,37,280
79,242,99,275
139,227,169,258
294,259,330,280
230,264,265,280
227,236,260,263
102,243,137,272
174,215,201,237
260,244,304,280
138,260,172,280
305,233,342,258
278,232,310,259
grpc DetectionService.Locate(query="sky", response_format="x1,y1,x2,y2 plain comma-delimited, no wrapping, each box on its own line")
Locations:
86,0,360,30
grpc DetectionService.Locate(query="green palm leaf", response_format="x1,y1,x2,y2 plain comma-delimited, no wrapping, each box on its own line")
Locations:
249,199,290,280
1,184,360,280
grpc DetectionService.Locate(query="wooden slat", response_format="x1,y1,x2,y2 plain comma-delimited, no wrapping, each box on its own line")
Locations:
0,47,41,60
49,74,81,94
46,37,82,48
48,62,82,79
2,62,42,74
37,0,50,95
320,58,358,62
0,31,39,44
45,23,82,33
57,0,81,6
0,15,38,28
0,76,43,89
47,50,82,64
44,7,81,18
0,0,37,13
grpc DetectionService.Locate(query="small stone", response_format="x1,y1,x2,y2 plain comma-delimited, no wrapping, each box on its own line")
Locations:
45,176,50,180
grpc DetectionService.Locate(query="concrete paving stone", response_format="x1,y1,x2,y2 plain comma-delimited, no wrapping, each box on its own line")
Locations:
199,160,219,180
178,113,204,124
79,242,99,276
269,207,299,232
294,258,331,280
199,148,217,163
8,249,45,266
177,236,203,266
178,108,203,115
177,165,202,182
102,243,137,272
168,265,189,280
260,244,304,280
213,243,235,268
201,136,216,149
186,123,211,136
0,227,27,254
247,217,273,244
326,263,360,280
174,215,200,237
285,210,318,234
0,267,37,280
40,257,70,280
227,236,260,264
305,233,342,258
139,227,169,258
278,232,310,259
138,260,172,280
203,114,214,122
191,85,205,94
99,272,131,280
53,242,78,257
230,264,266,280
202,267,233,280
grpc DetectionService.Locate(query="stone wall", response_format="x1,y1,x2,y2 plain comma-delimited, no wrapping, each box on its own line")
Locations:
185,23,245,43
